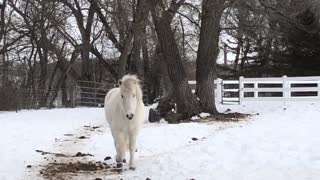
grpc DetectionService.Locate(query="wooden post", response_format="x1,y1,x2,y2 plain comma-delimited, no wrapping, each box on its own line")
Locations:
215,78,222,104
239,76,244,105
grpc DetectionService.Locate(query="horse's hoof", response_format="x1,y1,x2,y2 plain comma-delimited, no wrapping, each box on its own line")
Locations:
122,159,126,163
116,163,123,168
129,166,136,171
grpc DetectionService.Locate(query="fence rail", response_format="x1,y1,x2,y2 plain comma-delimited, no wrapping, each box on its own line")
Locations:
76,80,149,107
0,80,149,111
75,81,111,107
217,76,320,104
189,76,320,105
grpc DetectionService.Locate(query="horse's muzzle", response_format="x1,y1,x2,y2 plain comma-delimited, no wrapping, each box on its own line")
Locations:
126,113,134,120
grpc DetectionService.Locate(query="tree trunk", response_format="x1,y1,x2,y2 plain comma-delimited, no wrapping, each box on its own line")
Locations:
148,0,200,117
37,39,48,91
196,0,224,114
1,0,7,87
80,4,95,81
155,46,174,115
142,26,151,103
240,38,251,71
46,61,59,102
233,39,242,70
48,72,67,108
61,77,69,107
158,73,175,116
81,37,92,81
129,41,140,75
0,0,6,42
38,46,48,107
118,31,133,78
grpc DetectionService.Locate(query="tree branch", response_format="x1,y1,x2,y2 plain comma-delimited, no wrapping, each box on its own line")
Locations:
89,0,123,52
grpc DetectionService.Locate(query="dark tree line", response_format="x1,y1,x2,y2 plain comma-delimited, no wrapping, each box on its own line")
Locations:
222,0,320,77
0,0,319,118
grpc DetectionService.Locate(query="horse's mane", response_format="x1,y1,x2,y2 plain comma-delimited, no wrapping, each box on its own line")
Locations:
120,74,143,100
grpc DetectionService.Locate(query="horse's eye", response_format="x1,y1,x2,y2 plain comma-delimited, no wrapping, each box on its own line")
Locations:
133,94,136,98
121,95,124,98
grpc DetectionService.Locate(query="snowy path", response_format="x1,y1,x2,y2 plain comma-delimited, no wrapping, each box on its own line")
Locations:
1,102,320,180
0,108,104,180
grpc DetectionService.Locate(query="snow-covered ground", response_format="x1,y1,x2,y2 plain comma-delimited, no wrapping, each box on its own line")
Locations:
1,102,320,180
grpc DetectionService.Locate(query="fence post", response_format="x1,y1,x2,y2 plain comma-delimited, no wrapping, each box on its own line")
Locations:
282,75,288,101
318,80,320,98
239,76,244,105
215,78,222,104
254,82,258,98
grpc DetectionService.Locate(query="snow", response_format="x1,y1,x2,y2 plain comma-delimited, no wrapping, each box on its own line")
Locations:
199,112,210,118
0,108,104,180
191,115,200,121
191,112,210,120
1,102,320,180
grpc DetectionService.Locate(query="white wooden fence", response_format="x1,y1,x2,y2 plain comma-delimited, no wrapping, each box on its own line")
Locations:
189,76,320,105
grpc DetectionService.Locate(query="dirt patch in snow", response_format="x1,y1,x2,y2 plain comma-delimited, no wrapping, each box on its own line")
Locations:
41,161,123,179
203,112,251,122
83,125,102,132
35,124,115,179
35,150,68,157
188,112,251,124
165,111,251,124
35,150,93,158
78,136,89,139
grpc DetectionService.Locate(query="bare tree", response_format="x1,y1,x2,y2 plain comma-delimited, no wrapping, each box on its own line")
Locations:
148,0,200,117
195,0,225,114
55,0,96,81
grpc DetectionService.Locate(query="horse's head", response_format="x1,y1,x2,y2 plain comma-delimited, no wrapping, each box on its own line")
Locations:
118,75,142,120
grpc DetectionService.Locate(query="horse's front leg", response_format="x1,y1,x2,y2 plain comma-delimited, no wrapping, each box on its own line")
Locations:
114,133,126,164
129,131,138,170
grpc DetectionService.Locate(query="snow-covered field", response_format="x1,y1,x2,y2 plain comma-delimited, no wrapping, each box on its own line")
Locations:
1,102,320,180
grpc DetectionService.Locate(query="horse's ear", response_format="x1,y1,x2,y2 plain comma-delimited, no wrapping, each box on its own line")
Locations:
118,79,122,86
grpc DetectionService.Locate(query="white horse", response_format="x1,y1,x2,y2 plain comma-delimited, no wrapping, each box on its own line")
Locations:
104,74,144,169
